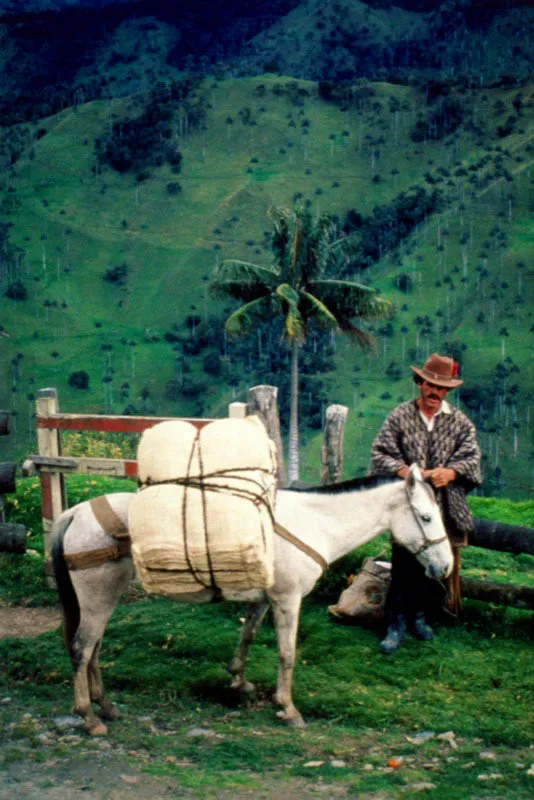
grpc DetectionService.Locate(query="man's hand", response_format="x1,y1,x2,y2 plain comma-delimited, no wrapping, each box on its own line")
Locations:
426,467,456,488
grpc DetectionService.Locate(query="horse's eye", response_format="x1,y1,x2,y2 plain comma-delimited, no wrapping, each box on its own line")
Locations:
421,514,431,523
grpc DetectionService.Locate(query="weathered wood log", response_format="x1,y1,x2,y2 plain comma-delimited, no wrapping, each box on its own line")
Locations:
0,462,16,494
0,411,10,436
321,404,348,485
470,518,534,556
0,523,26,554
248,385,287,487
460,576,534,610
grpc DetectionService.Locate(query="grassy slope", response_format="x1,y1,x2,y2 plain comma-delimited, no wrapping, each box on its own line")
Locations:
303,89,533,494
0,75,532,499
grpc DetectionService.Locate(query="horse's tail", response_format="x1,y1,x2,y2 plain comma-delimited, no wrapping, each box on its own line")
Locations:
51,509,79,655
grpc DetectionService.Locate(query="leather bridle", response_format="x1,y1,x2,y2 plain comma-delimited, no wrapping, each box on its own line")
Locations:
405,486,448,557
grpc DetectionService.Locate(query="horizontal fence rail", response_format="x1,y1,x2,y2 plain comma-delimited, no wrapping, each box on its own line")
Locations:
36,413,212,434
23,455,140,479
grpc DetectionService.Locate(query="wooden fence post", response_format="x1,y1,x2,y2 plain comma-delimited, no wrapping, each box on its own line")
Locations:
321,404,348,485
36,388,66,576
248,385,287,487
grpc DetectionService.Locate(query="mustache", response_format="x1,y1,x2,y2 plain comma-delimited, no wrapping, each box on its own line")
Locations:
428,394,440,400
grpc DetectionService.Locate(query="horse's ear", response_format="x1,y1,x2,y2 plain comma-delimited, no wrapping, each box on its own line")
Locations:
406,463,420,491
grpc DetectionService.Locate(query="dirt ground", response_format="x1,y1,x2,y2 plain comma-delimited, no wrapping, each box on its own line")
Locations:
0,605,62,639
0,759,353,800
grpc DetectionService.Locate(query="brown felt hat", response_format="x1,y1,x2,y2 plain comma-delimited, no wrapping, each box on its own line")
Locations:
410,353,463,388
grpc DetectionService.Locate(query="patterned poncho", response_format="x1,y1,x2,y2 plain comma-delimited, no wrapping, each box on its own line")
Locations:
369,399,482,546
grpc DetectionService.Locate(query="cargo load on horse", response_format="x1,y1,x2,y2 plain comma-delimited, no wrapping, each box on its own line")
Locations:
128,416,278,601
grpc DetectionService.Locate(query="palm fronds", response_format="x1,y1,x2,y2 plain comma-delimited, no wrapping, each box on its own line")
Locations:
300,291,339,331
224,296,274,337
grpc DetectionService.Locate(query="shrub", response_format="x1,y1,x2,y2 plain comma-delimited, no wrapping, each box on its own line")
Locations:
394,273,413,293
181,378,210,398
68,370,90,390
203,352,221,376
166,182,182,196
94,81,193,175
385,362,402,381
103,263,129,286
411,97,465,142
183,339,201,355
165,378,183,400
5,280,27,300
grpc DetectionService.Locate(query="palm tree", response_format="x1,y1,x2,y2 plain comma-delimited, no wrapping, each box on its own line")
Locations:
211,207,392,482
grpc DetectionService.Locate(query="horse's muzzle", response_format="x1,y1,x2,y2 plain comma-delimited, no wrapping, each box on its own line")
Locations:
425,560,452,580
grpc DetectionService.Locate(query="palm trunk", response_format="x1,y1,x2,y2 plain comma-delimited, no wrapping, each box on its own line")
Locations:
287,341,300,483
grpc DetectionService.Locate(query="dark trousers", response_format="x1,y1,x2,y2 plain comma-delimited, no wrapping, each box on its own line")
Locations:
385,542,445,624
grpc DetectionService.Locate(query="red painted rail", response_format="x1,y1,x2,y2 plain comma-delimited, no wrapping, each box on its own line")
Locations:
36,414,213,434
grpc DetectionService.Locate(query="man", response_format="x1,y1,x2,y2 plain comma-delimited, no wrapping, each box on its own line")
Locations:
369,353,482,654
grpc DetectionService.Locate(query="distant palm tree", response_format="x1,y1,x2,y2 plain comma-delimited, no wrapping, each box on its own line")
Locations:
211,207,392,482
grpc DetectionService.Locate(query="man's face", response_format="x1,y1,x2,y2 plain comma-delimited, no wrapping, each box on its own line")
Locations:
418,379,449,413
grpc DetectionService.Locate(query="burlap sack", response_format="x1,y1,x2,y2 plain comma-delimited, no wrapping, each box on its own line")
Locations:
328,558,391,623
129,416,278,600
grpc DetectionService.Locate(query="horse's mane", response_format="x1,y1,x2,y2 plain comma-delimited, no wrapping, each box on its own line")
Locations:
285,475,401,495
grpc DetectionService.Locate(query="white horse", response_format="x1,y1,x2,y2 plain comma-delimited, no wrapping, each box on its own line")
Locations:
52,465,452,734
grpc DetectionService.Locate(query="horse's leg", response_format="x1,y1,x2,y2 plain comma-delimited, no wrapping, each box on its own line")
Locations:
71,624,109,735
87,639,120,721
70,562,130,734
228,602,268,692
271,594,305,728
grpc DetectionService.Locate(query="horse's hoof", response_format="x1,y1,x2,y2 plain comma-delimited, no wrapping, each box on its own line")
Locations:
99,702,120,721
289,716,306,729
86,721,108,736
231,678,255,693
276,710,306,729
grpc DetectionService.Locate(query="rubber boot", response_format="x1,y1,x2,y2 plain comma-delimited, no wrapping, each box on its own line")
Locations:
413,611,434,641
379,614,407,654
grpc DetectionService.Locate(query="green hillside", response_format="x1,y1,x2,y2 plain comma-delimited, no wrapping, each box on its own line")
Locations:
0,74,532,498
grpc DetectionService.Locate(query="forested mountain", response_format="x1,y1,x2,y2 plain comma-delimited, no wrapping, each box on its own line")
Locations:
0,0,531,125
0,1,532,497
244,0,532,84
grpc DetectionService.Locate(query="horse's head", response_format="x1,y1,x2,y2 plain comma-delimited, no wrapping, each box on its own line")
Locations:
390,465,453,579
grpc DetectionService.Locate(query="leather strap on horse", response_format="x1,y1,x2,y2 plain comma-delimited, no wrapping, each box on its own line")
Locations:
64,496,131,570
274,522,328,573
64,538,131,571
89,495,129,539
